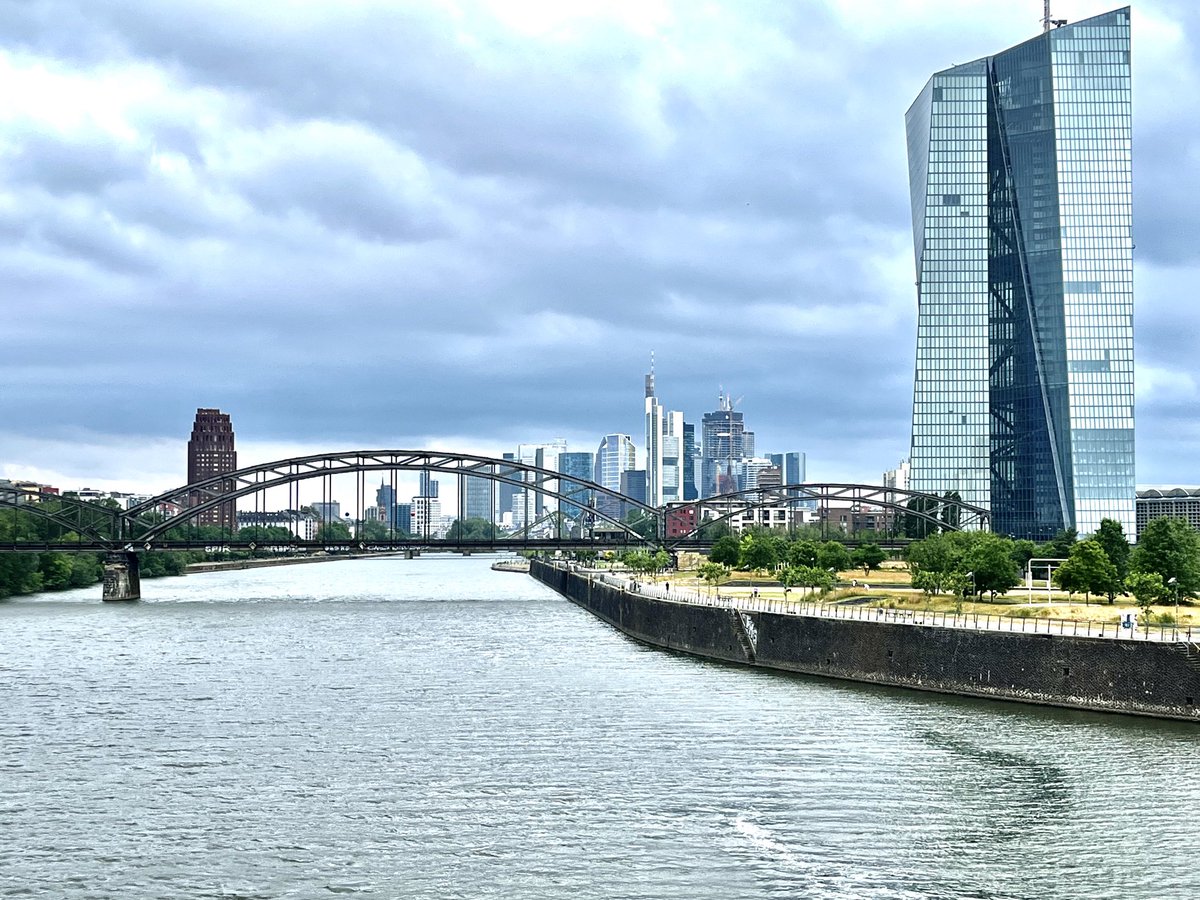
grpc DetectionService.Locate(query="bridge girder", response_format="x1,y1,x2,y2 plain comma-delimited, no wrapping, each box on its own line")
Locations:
667,483,990,544
0,490,123,546
124,450,663,547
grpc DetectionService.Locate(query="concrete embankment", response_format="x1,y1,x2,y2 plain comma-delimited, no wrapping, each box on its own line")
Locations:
186,553,382,574
531,559,1200,722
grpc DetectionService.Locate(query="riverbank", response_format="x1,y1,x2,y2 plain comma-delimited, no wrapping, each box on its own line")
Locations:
186,553,386,574
532,559,1200,722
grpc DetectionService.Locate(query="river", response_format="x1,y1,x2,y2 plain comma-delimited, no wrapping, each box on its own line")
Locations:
2,555,1198,898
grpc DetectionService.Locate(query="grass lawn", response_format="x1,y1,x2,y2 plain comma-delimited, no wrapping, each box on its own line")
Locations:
668,566,1200,629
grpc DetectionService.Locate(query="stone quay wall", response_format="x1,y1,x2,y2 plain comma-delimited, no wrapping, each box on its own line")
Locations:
531,560,1200,722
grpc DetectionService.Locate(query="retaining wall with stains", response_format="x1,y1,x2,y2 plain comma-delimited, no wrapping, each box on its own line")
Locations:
531,560,1200,721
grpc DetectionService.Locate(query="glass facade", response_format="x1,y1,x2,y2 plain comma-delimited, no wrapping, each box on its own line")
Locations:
906,8,1134,540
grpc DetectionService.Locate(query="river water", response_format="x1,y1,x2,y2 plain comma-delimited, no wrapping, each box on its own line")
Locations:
2,556,1198,899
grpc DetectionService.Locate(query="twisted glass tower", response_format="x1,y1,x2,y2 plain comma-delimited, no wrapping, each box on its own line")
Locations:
906,8,1134,540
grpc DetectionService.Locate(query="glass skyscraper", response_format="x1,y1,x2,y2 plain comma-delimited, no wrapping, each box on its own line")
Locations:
906,8,1134,540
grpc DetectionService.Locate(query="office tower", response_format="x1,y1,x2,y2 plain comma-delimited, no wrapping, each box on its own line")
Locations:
620,470,647,506
517,439,567,518
701,392,747,497
741,458,774,492
394,503,412,534
376,480,396,513
682,422,699,501
412,496,441,537
463,475,493,521
906,8,1134,539
643,363,685,507
187,408,237,530
767,452,806,488
499,452,520,519
756,466,782,490
418,470,439,499
594,433,636,519
883,460,911,493
375,479,406,532
558,451,594,520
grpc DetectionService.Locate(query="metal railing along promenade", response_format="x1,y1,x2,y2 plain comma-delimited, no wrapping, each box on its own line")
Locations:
570,565,1198,645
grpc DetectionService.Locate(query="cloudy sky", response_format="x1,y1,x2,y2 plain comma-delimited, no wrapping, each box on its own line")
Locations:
2,0,1197,495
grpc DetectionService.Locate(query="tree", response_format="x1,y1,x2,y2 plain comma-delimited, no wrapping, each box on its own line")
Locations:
911,568,943,597
710,535,741,568
940,490,962,529
1126,571,1168,623
1093,518,1131,582
1130,517,1200,598
903,496,941,539
315,520,352,542
816,541,852,574
1037,528,1078,560
1009,539,1037,572
444,518,500,542
852,542,887,576
651,550,672,577
698,519,731,541
739,531,780,573
697,562,730,595
1053,540,1120,605
38,552,74,591
622,510,657,540
778,566,803,595
787,539,820,568
963,532,1020,599
780,565,835,595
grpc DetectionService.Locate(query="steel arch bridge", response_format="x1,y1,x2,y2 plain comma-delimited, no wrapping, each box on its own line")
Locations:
0,450,990,556
669,483,990,542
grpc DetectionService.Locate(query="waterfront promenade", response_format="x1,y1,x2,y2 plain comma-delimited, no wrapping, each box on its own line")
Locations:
574,565,1200,645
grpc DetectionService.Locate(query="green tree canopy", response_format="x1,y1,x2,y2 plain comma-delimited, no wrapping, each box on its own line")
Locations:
1130,517,1200,597
816,541,852,574
1037,528,1078,560
787,539,820,568
697,561,730,594
739,530,781,572
444,517,501,542
709,534,741,567
962,532,1021,599
315,520,352,542
852,543,888,575
1126,571,1168,621
1093,518,1131,581
1053,539,1120,604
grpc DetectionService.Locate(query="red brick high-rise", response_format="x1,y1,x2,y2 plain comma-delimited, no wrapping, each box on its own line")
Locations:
187,408,237,531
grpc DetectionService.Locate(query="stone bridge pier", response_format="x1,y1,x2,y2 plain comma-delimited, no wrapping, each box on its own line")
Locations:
103,552,141,602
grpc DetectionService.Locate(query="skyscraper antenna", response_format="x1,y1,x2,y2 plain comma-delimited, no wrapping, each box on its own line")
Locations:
1042,0,1067,32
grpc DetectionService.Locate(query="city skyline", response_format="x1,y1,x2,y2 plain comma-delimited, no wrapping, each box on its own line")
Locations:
3,1,1198,495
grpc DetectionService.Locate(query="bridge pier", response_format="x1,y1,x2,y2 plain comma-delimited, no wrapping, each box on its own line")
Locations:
102,552,141,602
405,550,419,559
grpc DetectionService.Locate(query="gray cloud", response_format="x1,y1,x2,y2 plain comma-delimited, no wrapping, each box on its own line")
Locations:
0,0,1197,491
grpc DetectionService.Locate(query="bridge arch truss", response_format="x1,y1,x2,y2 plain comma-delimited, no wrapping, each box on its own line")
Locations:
667,483,990,545
124,450,663,547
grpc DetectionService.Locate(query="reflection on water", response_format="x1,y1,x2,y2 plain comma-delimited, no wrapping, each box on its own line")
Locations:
2,556,1198,899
